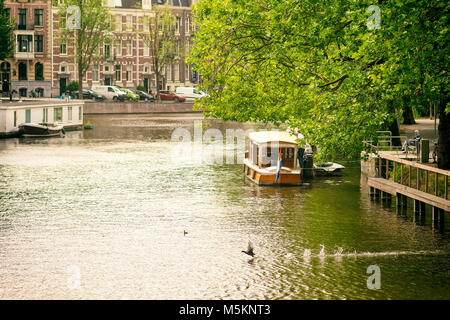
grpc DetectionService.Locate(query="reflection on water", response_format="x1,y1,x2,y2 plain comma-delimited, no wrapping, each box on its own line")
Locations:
0,114,449,299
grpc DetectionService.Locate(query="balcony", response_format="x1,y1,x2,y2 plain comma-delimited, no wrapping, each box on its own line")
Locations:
14,51,35,60
15,24,34,31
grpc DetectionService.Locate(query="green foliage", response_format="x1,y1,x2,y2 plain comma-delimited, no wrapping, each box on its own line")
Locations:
140,4,179,94
67,81,79,92
57,0,112,98
0,0,14,60
189,0,449,161
136,85,146,92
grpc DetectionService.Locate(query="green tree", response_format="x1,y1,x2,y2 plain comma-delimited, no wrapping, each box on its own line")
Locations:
0,0,14,61
189,0,449,168
57,0,112,99
140,4,178,100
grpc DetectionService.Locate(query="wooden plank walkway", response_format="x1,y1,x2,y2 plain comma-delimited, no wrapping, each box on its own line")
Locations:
368,177,450,212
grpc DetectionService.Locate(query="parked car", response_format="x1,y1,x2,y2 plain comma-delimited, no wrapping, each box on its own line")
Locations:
156,91,186,103
175,87,208,99
93,85,127,101
73,89,105,101
114,86,139,101
131,89,154,102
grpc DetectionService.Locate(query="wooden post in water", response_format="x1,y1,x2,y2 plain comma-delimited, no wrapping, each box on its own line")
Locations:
432,206,440,225
414,200,420,214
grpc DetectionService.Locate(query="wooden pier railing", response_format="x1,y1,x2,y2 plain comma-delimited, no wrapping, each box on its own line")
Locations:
375,153,449,201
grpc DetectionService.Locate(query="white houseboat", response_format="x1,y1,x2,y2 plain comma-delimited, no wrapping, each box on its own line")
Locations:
0,99,83,138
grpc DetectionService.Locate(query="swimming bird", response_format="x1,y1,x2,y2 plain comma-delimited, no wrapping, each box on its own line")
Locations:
303,248,311,257
242,241,255,257
319,244,325,257
184,230,188,236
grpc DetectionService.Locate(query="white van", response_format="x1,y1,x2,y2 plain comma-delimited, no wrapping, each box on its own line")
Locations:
175,87,208,100
93,85,127,101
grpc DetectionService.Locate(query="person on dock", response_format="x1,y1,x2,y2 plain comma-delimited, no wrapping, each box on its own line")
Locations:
402,129,421,151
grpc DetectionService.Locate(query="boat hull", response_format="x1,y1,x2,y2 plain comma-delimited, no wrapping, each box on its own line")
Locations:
19,123,63,137
244,163,302,186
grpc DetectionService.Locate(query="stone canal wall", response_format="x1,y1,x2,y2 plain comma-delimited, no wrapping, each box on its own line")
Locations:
83,101,198,114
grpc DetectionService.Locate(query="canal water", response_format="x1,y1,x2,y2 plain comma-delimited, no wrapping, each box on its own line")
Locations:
0,114,449,299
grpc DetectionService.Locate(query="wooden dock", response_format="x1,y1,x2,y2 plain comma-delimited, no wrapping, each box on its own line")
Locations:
364,150,449,229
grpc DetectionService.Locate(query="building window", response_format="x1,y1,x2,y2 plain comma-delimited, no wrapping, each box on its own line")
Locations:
185,65,189,81
176,17,180,33
92,64,99,81
166,65,172,81
143,16,149,32
174,63,179,81
43,108,48,122
60,39,67,55
59,15,66,28
18,63,27,81
126,15,132,31
126,40,132,56
34,9,44,26
5,8,10,19
115,65,121,81
143,42,149,57
68,106,72,121
36,88,44,97
104,43,111,59
126,65,132,82
54,107,62,122
185,16,190,34
116,15,122,31
18,35,32,52
115,40,122,56
174,40,179,56
18,9,27,30
25,109,31,123
35,35,44,53
35,62,44,80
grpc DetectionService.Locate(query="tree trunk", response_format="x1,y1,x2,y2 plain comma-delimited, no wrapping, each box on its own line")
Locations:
386,103,402,146
437,95,449,169
78,61,83,100
388,117,402,147
155,71,160,102
402,106,416,124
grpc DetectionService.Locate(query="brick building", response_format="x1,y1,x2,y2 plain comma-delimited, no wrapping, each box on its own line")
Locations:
1,0,195,98
51,0,195,97
1,0,52,98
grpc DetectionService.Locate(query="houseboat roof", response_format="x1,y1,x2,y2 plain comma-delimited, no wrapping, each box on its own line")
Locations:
249,131,298,145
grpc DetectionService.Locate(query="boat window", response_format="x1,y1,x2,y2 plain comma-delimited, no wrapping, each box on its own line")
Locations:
25,109,31,123
68,106,72,121
260,146,278,168
42,108,48,122
54,107,62,122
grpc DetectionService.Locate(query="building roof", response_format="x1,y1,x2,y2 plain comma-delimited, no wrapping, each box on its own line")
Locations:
151,0,191,7
249,131,299,145
115,0,142,8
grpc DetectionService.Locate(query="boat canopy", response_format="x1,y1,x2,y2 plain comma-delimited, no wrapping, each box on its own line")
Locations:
249,131,298,145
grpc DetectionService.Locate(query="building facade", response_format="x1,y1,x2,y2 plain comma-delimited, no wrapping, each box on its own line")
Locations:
1,0,52,98
1,0,195,98
51,0,195,97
